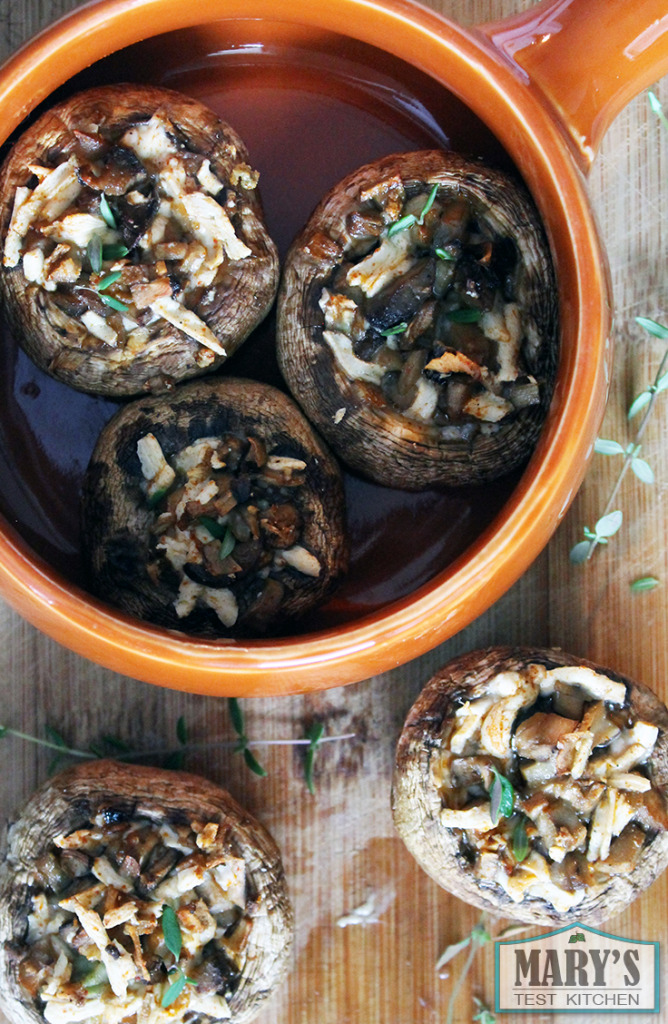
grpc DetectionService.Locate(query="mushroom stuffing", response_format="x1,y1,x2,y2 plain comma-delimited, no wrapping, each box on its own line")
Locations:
0,84,278,395
0,761,293,1024
392,647,668,925
278,150,557,489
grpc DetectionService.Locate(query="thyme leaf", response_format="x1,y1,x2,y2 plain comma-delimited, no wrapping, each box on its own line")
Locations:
228,698,267,777
87,235,103,273
96,270,123,292
219,527,236,560
387,213,417,237
418,183,438,224
161,905,182,960
489,769,514,825
102,243,129,262
176,716,188,746
630,576,660,592
512,817,530,862
447,308,481,323
99,194,117,229
243,747,268,777
380,322,408,336
161,970,187,1009
100,293,130,313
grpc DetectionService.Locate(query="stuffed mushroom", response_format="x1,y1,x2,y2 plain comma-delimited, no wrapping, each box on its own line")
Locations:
0,760,293,1024
392,647,668,925
0,84,278,396
82,377,348,636
277,150,557,489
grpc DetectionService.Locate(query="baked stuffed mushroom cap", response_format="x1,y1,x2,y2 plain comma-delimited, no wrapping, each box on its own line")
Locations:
81,377,348,637
0,760,293,1024
392,647,668,925
277,150,558,489
0,84,279,396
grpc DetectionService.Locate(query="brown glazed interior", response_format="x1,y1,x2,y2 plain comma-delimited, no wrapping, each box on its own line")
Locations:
0,0,665,695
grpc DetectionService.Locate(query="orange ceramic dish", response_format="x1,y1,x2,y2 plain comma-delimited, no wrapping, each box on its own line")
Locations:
0,0,666,696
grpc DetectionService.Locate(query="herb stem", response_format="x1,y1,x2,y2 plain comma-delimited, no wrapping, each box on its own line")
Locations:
0,726,91,759
582,346,668,561
445,934,478,1024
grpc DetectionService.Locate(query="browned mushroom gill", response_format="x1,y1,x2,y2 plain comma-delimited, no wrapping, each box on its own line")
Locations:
315,175,542,433
12,812,252,1023
433,663,668,914
138,431,321,630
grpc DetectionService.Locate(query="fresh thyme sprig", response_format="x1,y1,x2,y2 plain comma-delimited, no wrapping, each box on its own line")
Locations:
569,88,668,566
570,318,668,564
0,711,355,793
439,918,491,1024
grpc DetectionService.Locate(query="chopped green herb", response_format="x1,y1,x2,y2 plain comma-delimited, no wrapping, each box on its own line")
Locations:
387,213,417,238
512,817,530,862
87,235,103,273
198,515,225,540
380,322,408,337
418,183,438,224
161,904,182,960
100,293,130,313
96,270,123,292
99,194,117,229
81,961,109,990
161,970,187,1009
147,486,170,509
304,720,325,795
219,527,236,560
435,247,456,260
228,698,267,777
101,734,130,753
447,308,482,323
630,576,660,592
489,769,514,825
102,243,130,262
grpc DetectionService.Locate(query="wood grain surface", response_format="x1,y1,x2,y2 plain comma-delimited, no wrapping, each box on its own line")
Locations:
0,1,667,1022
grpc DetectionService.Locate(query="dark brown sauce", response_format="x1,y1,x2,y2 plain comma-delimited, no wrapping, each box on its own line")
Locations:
0,23,521,629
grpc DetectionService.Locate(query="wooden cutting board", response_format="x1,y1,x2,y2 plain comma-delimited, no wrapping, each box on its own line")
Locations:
0,1,667,1021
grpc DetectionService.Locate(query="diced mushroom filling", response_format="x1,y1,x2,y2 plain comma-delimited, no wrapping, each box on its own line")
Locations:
318,175,542,434
138,431,321,628
433,664,668,914
15,813,250,1024
2,112,258,361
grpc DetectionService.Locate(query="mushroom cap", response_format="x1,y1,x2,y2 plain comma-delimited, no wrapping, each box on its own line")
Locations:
81,376,349,637
0,83,279,396
0,759,293,1024
277,150,558,489
392,645,668,925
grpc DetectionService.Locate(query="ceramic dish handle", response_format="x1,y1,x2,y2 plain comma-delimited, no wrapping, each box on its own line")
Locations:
479,0,668,171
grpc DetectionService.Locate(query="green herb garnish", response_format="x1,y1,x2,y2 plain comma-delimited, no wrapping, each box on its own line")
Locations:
87,235,103,274
96,270,123,292
380,322,408,337
161,904,182,960
161,970,187,1008
99,194,117,229
219,527,236,560
387,213,417,238
102,243,130,262
417,183,438,224
630,576,660,592
489,769,514,825
447,308,482,323
100,293,130,313
512,817,530,862
435,247,456,260
304,720,324,795
198,515,225,540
